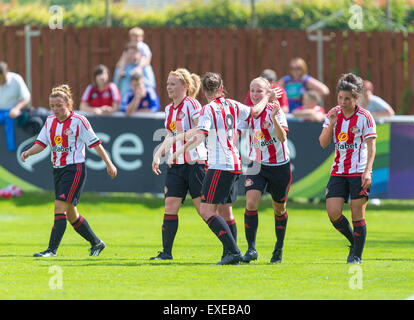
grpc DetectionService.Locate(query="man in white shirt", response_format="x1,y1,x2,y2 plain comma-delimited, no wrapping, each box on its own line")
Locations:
359,80,395,118
0,61,31,151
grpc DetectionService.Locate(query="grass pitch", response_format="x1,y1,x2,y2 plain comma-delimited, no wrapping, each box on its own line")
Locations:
0,192,413,300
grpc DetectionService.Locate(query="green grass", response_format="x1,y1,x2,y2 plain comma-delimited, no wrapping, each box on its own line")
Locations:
0,192,413,300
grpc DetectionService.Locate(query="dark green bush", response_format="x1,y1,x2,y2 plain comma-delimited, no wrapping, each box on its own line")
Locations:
1,0,412,31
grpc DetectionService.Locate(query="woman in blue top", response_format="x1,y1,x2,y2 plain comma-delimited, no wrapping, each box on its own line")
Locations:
278,57,330,112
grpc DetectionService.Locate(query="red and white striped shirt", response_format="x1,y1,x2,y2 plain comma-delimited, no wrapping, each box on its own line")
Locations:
323,106,377,176
35,112,101,168
164,96,207,164
238,104,290,166
198,97,252,173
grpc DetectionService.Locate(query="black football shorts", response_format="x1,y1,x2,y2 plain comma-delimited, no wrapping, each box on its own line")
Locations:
325,175,370,203
164,163,205,202
244,161,292,203
53,163,86,206
201,169,239,204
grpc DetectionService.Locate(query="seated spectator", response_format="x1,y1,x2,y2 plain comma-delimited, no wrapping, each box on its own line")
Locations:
122,71,160,116
244,69,289,114
115,27,156,89
0,61,31,151
358,80,395,118
292,90,325,122
278,57,329,112
80,64,121,115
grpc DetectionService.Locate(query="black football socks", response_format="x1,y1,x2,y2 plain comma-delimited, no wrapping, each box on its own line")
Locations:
206,214,239,254
162,214,179,256
352,219,367,259
274,211,288,250
227,219,237,244
71,215,100,246
244,209,258,250
331,214,354,245
48,213,67,253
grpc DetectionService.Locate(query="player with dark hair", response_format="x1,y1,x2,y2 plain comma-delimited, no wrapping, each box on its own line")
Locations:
21,85,117,257
169,72,279,265
319,73,377,264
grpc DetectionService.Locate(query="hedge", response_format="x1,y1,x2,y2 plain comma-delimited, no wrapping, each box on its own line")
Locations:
1,0,413,31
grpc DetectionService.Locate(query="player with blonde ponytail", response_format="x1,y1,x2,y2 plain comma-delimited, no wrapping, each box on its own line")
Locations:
21,84,117,257
150,68,207,260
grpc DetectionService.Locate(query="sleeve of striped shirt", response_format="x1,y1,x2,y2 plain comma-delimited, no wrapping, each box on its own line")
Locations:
34,122,48,148
197,106,212,135
188,99,202,121
238,102,252,121
362,111,377,140
276,110,289,132
78,116,102,148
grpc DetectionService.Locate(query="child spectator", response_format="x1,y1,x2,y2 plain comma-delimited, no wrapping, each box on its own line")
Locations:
115,27,156,89
122,71,160,115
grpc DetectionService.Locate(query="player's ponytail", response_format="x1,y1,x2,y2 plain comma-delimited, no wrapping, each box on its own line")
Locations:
50,84,74,110
202,72,227,98
336,73,363,98
188,73,201,98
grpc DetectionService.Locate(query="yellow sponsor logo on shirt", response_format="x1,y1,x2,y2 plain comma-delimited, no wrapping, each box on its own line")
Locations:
54,135,63,145
337,132,348,143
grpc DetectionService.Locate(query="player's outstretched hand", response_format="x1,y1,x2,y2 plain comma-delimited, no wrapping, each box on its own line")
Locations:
107,163,117,179
20,151,29,162
152,157,162,175
270,100,281,118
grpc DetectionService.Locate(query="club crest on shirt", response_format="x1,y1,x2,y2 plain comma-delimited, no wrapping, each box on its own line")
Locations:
350,126,360,134
177,112,185,120
261,121,272,130
63,128,73,136
337,132,348,142
169,121,176,132
54,135,63,145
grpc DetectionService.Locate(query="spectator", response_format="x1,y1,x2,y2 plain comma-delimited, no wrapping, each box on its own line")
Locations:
114,42,156,101
116,27,156,89
358,80,395,118
292,90,326,122
0,61,31,151
80,64,121,116
122,71,160,116
278,57,329,112
244,69,289,114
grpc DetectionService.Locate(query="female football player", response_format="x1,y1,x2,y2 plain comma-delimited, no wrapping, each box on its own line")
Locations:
319,73,376,264
150,68,207,260
238,77,291,264
21,84,117,257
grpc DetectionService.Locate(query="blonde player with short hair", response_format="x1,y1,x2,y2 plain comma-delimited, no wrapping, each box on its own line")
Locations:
21,85,117,257
238,77,291,263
